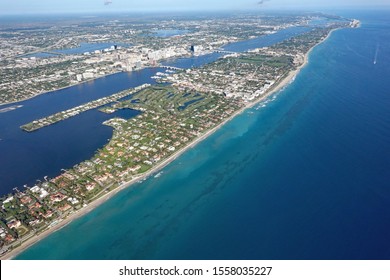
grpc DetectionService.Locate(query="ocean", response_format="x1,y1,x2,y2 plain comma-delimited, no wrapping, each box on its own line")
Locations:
15,9,390,259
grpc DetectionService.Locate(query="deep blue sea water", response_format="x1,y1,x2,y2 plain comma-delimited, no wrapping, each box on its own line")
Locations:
12,10,390,259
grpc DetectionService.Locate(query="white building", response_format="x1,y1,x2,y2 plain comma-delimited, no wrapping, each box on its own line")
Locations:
82,72,94,80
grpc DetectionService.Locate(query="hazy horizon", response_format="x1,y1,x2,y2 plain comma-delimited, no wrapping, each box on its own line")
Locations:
1,0,389,15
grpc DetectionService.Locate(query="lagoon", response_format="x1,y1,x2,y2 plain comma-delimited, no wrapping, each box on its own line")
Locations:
0,24,313,195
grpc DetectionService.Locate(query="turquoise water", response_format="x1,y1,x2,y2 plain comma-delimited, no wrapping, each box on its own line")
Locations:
16,10,390,259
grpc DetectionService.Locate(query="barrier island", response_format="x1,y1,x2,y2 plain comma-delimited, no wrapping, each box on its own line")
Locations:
0,14,358,259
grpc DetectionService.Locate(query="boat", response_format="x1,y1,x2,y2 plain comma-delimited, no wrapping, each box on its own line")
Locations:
0,105,24,113
374,44,379,64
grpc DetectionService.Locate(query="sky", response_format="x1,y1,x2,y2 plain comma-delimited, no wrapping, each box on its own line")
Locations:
1,0,389,15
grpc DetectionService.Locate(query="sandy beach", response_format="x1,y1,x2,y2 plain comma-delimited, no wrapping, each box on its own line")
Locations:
2,30,332,260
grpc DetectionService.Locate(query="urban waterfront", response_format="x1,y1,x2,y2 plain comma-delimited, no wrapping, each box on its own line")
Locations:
0,24,310,195
14,10,390,259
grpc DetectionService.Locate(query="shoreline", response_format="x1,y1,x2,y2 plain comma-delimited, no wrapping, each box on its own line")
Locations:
0,53,194,108
0,25,339,108
0,71,125,108
2,28,335,260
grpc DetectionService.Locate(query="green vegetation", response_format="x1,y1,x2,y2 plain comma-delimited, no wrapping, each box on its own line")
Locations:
20,84,150,132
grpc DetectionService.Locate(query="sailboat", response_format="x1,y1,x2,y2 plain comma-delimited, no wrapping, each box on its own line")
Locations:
373,44,379,65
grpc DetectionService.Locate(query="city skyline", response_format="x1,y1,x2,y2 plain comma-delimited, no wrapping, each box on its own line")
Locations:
1,0,389,15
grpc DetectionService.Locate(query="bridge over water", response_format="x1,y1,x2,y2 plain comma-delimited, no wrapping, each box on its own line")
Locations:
213,49,238,54
160,65,183,71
